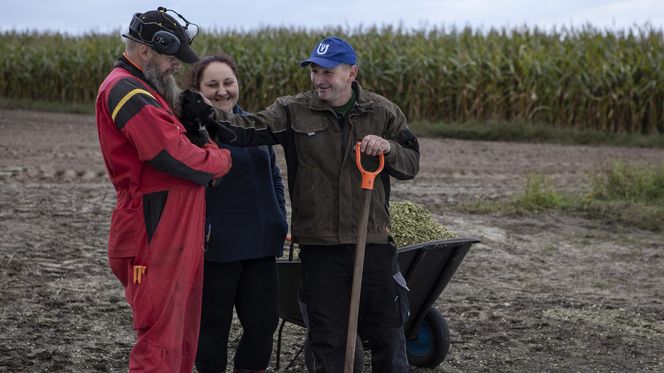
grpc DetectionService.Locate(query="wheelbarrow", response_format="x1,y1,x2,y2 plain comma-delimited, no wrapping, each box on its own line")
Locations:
275,236,480,370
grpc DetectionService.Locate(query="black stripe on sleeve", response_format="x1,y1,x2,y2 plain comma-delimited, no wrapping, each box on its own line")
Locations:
108,78,162,130
148,150,214,186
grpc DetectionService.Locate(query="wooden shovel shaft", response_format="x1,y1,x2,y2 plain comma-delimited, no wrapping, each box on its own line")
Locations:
344,189,372,373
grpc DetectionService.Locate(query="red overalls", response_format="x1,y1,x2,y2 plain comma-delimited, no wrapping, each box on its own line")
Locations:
96,59,232,372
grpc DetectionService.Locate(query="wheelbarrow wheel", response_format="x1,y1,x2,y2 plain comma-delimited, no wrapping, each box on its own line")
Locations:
304,334,364,372
406,308,450,368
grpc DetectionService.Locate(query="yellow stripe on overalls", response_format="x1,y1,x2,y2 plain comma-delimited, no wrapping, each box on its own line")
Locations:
111,88,155,121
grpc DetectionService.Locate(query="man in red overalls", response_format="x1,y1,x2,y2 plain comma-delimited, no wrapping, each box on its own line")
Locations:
95,7,232,372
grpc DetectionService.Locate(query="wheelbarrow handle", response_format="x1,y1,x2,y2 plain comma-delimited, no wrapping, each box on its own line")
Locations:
355,141,385,190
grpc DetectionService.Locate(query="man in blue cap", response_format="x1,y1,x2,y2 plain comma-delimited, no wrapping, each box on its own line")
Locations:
182,36,419,372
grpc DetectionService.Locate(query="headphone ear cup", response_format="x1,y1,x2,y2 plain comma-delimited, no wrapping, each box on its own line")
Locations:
152,30,180,55
129,14,143,36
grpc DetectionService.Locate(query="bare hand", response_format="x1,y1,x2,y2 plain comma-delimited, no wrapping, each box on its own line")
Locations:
359,135,390,156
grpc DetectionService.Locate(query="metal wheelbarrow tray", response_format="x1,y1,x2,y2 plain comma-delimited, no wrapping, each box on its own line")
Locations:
275,237,480,369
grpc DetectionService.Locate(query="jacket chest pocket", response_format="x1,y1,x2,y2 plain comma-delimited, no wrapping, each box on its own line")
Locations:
290,114,334,165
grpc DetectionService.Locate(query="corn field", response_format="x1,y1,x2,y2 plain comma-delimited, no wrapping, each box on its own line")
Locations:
1,26,663,134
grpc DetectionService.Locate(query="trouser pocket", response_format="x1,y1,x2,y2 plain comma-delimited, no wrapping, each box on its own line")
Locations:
392,270,411,325
108,206,142,286
108,200,157,330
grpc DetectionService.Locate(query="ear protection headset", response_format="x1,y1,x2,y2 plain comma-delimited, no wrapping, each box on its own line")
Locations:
124,7,199,56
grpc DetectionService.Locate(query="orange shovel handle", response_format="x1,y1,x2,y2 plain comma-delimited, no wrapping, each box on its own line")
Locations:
355,141,385,190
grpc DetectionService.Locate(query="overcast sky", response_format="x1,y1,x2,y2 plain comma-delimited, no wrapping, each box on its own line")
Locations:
1,0,663,34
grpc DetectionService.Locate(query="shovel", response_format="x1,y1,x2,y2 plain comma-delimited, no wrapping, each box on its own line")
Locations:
344,142,385,373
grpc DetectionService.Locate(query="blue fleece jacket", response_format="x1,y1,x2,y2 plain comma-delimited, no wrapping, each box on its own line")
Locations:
204,105,287,262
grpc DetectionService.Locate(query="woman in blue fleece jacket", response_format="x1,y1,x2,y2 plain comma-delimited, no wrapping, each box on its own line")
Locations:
189,54,288,373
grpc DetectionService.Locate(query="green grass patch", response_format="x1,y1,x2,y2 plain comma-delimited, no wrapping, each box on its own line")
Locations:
512,174,572,212
462,164,664,231
0,97,94,115
461,174,573,215
579,200,664,232
588,161,664,202
410,121,664,148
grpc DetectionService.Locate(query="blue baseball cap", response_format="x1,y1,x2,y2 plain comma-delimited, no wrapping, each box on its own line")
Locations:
300,36,356,69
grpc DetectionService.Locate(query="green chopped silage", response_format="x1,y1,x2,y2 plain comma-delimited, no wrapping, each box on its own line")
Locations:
390,201,456,247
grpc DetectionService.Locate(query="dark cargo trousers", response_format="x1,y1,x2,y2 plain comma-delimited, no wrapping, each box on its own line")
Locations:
299,243,411,373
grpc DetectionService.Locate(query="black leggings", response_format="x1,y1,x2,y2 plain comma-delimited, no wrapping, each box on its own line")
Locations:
195,256,279,372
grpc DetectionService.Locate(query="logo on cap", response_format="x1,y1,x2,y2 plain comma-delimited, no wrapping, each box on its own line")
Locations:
316,43,330,55
300,36,356,69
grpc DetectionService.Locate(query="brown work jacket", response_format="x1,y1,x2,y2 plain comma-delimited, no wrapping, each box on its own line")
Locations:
212,82,420,245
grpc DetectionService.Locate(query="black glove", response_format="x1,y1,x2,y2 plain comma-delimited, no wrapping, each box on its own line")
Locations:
179,89,237,144
205,120,237,143
178,90,213,147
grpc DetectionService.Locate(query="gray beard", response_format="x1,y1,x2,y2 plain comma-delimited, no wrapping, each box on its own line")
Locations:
144,61,182,116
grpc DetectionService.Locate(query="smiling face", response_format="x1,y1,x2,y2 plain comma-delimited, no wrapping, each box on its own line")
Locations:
198,61,239,113
310,63,357,107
